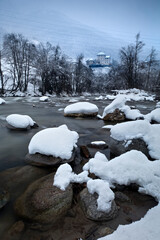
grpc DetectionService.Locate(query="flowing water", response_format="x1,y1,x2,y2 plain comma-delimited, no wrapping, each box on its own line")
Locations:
0,96,157,239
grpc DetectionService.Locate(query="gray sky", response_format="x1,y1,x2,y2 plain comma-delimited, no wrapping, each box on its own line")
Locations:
0,0,159,50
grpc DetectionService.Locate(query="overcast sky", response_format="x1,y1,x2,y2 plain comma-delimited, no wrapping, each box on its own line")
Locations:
0,0,159,50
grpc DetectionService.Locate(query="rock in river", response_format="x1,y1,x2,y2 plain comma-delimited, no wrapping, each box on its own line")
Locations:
6,114,38,130
64,102,98,118
26,124,79,167
14,173,73,226
103,108,126,122
80,188,118,221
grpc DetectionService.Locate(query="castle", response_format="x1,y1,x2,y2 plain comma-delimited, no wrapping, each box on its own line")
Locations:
86,52,111,68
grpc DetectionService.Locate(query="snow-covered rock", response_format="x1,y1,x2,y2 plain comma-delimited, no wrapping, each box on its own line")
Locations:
28,125,79,160
101,95,143,121
83,150,160,200
88,141,108,150
54,149,160,239
145,108,160,123
91,141,106,146
87,179,115,212
64,102,98,117
80,186,117,221
6,114,37,130
0,98,6,104
110,120,160,159
39,96,49,102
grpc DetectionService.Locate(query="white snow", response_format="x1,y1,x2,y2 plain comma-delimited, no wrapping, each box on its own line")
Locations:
105,89,155,101
123,140,132,148
6,114,35,128
39,96,49,102
0,98,6,104
91,141,106,145
95,95,103,100
101,95,143,120
87,179,115,212
29,125,79,159
145,108,160,123
84,150,160,200
64,102,98,114
110,120,160,159
58,108,64,111
54,149,160,239
156,102,160,108
54,163,89,191
98,203,160,240
102,125,113,129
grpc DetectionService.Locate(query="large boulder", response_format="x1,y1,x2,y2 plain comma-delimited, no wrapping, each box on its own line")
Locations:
80,188,118,221
0,165,49,201
14,173,73,225
64,102,98,118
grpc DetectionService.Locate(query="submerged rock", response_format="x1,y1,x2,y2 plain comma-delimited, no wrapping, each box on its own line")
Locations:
0,165,49,201
85,226,114,240
3,221,25,240
87,141,108,150
80,188,118,221
0,189,10,209
14,173,73,226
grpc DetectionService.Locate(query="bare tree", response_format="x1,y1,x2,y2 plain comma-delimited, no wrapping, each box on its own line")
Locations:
144,47,157,89
120,33,144,89
120,45,135,88
134,33,145,86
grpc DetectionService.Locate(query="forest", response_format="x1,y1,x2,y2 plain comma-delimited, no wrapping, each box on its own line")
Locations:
0,33,160,96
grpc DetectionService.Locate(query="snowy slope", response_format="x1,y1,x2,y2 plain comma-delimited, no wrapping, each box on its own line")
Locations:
0,7,126,58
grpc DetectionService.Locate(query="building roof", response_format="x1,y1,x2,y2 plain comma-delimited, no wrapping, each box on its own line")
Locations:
97,52,106,56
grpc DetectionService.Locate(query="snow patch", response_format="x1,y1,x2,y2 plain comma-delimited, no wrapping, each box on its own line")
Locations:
105,89,155,101
29,125,79,159
98,203,160,240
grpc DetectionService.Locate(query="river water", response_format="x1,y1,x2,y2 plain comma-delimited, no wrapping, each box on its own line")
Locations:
0,96,155,171
0,96,157,239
